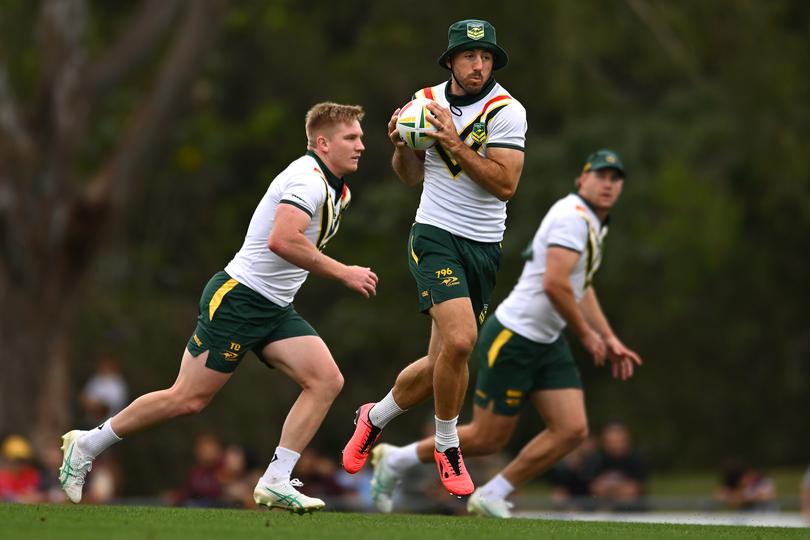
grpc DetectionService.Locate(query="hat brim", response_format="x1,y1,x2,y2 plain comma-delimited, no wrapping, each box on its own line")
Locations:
591,165,626,178
438,42,508,71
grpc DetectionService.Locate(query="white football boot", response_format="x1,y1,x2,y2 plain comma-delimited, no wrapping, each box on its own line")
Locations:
467,488,514,518
59,430,94,503
369,443,401,513
253,478,325,514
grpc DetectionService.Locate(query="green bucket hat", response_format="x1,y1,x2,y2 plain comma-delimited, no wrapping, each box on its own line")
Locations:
582,149,625,178
438,19,509,71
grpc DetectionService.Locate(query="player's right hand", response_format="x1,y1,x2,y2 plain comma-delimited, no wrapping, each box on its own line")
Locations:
582,329,607,366
388,108,407,148
341,265,378,298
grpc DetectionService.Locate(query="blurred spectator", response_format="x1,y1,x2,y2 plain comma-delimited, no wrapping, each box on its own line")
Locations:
35,445,68,503
801,465,810,519
549,436,598,511
170,432,225,507
588,422,648,511
219,444,262,508
294,448,347,500
716,459,776,511
80,356,129,428
81,452,122,504
0,434,41,503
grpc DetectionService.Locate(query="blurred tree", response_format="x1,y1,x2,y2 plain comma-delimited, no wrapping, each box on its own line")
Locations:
0,0,226,448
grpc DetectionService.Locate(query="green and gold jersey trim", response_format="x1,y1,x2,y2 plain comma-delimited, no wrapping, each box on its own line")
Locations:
572,196,609,289
312,165,351,252
422,93,516,178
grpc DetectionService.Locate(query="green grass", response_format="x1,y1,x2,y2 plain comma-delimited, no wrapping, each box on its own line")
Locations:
1,504,805,540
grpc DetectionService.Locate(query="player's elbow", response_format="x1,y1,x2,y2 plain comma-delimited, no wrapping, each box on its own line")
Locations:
491,180,517,201
543,277,567,298
267,235,288,256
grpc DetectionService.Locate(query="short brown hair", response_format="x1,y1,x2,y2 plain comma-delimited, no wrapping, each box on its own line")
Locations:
305,102,365,149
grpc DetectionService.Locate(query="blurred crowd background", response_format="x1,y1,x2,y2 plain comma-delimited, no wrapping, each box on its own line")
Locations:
0,0,808,514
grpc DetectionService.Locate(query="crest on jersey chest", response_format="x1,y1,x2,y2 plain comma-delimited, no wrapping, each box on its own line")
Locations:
471,122,487,144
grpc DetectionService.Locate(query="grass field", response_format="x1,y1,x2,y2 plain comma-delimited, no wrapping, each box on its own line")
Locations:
1,504,806,540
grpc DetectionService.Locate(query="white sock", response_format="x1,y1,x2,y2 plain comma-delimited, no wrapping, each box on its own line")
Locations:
433,415,459,452
78,418,122,458
480,473,514,499
386,443,422,474
261,446,300,484
368,390,406,429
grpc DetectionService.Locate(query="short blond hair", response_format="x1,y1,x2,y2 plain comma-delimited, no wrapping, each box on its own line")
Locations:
305,102,365,149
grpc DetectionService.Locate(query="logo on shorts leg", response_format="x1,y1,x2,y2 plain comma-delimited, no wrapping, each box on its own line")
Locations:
222,341,241,361
435,268,459,287
193,334,203,347
504,388,523,407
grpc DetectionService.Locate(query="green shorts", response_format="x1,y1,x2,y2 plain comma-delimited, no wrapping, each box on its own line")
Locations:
473,314,582,416
407,223,501,326
186,271,319,373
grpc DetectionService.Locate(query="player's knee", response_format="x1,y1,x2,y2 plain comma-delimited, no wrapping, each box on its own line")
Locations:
185,395,211,415
165,384,214,416
171,393,212,416
480,433,507,453
309,369,343,400
326,371,345,398
443,331,476,359
468,425,507,453
559,422,589,450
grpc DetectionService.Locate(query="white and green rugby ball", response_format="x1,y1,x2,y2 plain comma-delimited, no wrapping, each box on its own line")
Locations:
396,97,438,151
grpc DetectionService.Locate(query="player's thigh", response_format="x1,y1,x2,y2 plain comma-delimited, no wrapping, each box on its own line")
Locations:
260,335,341,387
429,296,478,347
172,348,232,398
530,388,587,433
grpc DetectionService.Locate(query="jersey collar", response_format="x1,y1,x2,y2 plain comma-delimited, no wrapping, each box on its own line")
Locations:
574,193,611,227
306,150,344,192
444,76,496,107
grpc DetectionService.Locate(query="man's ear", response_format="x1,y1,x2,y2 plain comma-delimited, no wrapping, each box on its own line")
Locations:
315,133,329,153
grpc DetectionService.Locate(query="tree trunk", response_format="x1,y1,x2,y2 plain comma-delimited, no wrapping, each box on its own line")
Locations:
0,0,226,450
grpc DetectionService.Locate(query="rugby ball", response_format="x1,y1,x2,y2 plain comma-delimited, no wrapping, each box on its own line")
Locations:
396,98,438,150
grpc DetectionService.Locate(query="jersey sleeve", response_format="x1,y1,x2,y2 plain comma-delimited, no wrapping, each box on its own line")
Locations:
278,174,326,217
545,211,588,253
485,100,527,151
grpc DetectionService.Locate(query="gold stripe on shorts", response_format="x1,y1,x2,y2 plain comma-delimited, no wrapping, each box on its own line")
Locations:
487,329,513,368
209,278,238,321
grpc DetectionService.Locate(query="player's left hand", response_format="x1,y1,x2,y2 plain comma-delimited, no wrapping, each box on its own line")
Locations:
604,335,642,381
388,108,407,148
425,101,461,152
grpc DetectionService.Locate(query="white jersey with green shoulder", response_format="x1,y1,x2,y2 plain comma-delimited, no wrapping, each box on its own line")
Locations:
412,79,527,242
495,194,608,343
224,151,350,306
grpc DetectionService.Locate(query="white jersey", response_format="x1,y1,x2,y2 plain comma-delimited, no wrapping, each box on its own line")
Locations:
224,152,350,306
412,79,527,242
495,194,608,343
